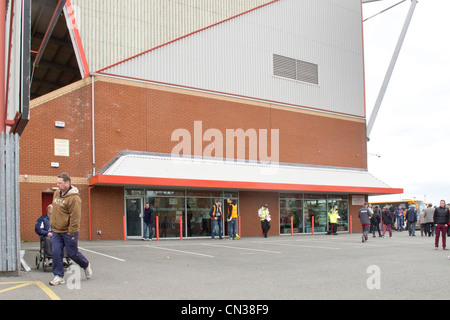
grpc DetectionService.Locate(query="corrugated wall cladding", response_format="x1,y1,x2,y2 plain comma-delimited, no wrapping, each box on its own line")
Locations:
102,0,365,118
69,0,274,73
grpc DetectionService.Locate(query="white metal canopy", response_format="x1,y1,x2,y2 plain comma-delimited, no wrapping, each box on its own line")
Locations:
89,152,403,195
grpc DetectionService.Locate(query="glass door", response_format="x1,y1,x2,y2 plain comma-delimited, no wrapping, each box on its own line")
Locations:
126,197,143,238
304,198,328,233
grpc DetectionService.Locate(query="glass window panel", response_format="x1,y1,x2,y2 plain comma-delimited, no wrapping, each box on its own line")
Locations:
224,191,238,198
152,197,185,238
328,198,349,232
304,194,328,199
187,197,214,237
125,189,144,196
280,199,303,234
146,190,185,197
187,191,222,198
280,193,303,199
305,199,327,233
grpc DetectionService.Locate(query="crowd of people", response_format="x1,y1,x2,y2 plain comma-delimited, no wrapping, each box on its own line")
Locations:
358,201,450,254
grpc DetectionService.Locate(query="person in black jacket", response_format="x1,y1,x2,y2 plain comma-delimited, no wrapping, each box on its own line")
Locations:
358,203,371,243
381,206,393,238
371,206,382,238
406,205,417,236
433,200,449,250
143,203,154,241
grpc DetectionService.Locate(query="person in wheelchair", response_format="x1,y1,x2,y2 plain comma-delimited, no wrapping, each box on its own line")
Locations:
35,204,53,257
35,204,71,270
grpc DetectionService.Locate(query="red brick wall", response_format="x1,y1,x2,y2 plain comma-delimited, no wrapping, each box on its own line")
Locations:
19,77,368,240
90,186,125,240
92,78,367,172
239,191,279,237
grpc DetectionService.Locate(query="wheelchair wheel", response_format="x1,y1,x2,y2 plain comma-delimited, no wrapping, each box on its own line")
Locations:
42,256,51,272
35,254,40,269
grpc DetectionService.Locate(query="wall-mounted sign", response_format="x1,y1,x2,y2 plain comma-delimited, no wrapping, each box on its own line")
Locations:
54,139,69,157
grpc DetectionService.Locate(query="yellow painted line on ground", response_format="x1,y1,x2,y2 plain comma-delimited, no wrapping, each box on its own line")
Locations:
0,281,61,300
0,281,33,294
33,281,61,300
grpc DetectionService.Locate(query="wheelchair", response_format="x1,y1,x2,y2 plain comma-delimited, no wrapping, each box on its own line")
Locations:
35,236,71,272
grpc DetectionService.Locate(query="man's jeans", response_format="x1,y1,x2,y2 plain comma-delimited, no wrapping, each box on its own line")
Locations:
407,221,416,236
143,222,153,239
211,219,222,239
397,216,404,231
52,232,89,277
228,218,237,239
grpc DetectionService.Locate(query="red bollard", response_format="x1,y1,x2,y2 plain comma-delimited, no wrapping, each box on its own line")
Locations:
180,215,183,241
312,216,314,236
349,215,352,234
123,215,126,242
156,216,159,241
238,216,241,239
291,216,294,236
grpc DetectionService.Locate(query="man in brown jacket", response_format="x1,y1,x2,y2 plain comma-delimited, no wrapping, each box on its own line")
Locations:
49,173,92,286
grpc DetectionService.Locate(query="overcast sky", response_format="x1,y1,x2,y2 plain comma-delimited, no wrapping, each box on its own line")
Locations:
363,0,450,206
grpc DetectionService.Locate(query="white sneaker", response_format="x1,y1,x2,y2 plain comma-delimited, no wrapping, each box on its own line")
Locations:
84,263,93,279
49,275,65,286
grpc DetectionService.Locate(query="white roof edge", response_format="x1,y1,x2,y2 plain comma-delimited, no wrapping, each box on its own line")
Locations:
99,152,395,191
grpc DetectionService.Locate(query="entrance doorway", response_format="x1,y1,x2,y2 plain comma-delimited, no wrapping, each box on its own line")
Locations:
125,197,143,238
42,192,53,215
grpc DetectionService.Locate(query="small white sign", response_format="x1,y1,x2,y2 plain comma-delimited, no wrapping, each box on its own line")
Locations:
55,121,65,128
352,195,366,206
54,139,70,157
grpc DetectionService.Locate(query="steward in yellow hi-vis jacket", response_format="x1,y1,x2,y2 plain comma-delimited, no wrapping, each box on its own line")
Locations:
327,205,341,235
227,198,238,240
258,204,271,238
209,200,223,240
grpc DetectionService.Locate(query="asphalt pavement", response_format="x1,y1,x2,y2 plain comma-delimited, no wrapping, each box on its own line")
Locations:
1,231,449,302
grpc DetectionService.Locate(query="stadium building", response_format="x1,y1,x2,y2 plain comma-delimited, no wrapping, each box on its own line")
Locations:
19,0,402,241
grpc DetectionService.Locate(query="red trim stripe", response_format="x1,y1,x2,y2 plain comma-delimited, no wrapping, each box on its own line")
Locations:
65,0,90,77
89,174,403,195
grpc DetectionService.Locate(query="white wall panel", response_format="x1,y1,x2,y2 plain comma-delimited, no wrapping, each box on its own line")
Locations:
104,0,365,117
70,0,273,73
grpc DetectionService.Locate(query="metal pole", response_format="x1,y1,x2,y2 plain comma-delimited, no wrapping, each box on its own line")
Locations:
0,0,6,133
367,0,418,140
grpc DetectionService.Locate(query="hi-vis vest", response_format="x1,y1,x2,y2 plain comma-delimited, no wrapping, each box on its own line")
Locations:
258,208,269,221
231,204,238,219
328,209,339,224
211,204,222,219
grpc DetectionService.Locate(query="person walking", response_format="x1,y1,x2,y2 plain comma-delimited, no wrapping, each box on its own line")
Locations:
370,206,382,238
381,206,393,238
395,205,404,232
358,202,371,243
258,204,271,238
210,200,223,240
49,173,92,286
227,199,238,240
418,208,426,237
423,203,435,237
405,204,417,236
433,200,449,250
142,203,154,241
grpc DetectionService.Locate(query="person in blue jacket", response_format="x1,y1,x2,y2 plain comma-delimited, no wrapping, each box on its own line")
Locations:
35,204,53,256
